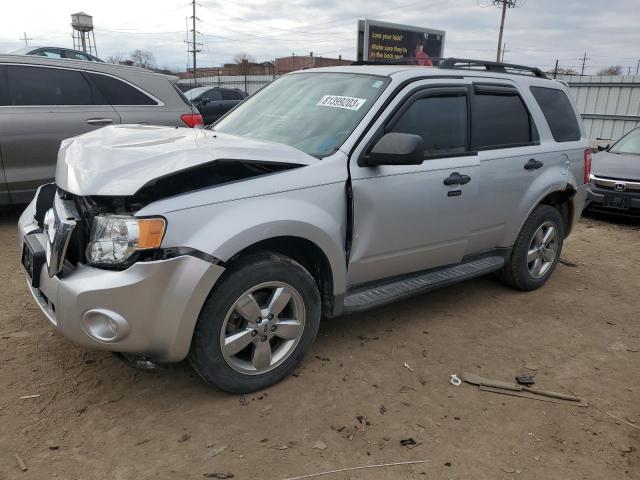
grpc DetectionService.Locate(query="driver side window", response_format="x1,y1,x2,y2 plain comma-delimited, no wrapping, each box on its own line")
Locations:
390,94,468,157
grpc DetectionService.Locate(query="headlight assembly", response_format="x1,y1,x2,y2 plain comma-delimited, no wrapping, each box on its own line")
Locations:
86,215,166,266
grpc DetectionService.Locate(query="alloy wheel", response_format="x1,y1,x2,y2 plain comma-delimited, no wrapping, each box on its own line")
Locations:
527,221,559,279
219,281,306,375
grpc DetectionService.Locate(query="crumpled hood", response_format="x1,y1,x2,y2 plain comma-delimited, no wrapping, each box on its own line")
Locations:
592,151,640,181
56,125,318,196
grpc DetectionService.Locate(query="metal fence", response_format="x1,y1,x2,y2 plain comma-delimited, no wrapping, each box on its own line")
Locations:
177,74,275,95
558,74,640,142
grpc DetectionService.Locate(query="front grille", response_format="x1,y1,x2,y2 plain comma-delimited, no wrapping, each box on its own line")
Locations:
592,175,640,192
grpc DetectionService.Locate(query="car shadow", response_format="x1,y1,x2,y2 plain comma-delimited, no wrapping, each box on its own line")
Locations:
583,208,640,227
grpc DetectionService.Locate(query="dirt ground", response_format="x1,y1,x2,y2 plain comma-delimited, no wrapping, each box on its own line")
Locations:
0,207,638,480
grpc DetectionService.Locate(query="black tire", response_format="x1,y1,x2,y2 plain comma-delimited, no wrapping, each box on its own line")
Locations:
189,252,321,394
499,205,565,291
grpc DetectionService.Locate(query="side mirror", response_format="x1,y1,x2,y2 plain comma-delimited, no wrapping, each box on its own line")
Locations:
597,144,610,152
361,132,424,167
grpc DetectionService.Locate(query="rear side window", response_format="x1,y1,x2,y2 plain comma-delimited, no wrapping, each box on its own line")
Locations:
0,66,8,106
472,90,534,150
222,90,243,100
86,72,158,106
530,86,581,142
390,94,468,156
6,65,92,105
202,89,222,101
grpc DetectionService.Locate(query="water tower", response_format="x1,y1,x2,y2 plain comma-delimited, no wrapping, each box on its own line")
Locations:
71,12,98,56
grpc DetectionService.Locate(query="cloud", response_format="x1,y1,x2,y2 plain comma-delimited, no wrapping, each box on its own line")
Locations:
1,0,638,74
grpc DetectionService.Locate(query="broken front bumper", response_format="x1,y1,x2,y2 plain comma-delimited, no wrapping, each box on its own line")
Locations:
18,192,224,362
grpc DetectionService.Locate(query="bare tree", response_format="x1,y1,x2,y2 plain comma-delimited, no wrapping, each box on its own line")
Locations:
129,49,156,69
546,66,578,76
596,65,622,76
105,54,126,65
233,52,256,76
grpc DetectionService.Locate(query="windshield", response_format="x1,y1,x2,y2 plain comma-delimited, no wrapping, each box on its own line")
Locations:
610,128,640,155
184,87,209,101
213,73,389,157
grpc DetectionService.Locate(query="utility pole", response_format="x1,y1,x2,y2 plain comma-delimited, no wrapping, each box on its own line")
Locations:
500,43,510,62
494,0,517,62
636,59,640,75
553,59,559,79
20,32,33,46
189,0,202,85
579,52,589,75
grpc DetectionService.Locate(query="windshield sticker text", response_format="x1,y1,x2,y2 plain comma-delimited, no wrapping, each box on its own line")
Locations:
317,95,367,111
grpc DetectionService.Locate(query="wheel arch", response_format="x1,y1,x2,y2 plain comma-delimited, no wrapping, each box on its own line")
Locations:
510,183,577,245
225,236,337,317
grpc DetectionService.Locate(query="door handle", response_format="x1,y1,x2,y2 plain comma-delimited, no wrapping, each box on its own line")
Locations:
524,158,544,170
444,172,471,186
86,118,113,126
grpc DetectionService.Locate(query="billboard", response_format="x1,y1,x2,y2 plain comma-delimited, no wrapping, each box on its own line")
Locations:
357,19,445,65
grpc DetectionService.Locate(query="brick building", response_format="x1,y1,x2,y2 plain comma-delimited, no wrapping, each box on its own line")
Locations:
274,53,352,75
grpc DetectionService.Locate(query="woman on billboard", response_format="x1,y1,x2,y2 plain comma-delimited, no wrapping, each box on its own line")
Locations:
413,43,433,66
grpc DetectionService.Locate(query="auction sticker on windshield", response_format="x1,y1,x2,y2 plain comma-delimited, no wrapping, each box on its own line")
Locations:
317,95,367,111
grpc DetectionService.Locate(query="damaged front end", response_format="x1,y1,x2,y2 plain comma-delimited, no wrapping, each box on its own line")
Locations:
50,158,302,271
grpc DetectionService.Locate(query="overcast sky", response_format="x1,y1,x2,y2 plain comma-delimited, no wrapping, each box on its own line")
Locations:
1,0,639,74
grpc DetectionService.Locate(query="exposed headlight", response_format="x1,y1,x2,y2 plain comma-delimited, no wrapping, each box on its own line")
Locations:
86,215,166,266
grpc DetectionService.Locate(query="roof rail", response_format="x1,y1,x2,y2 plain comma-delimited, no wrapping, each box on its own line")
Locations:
438,58,548,78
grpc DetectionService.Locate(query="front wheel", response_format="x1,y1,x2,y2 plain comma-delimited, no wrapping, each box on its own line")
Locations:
500,205,564,291
189,252,321,394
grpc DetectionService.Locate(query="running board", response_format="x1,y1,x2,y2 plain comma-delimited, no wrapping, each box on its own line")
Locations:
342,256,505,314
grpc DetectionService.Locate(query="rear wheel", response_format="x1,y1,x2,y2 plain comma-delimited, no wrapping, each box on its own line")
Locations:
500,205,564,291
189,252,321,394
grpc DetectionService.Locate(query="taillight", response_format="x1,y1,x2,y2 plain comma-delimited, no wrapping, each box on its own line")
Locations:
583,148,592,183
181,113,204,128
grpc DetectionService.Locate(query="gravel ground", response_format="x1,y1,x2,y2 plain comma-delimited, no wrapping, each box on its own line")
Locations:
0,207,638,480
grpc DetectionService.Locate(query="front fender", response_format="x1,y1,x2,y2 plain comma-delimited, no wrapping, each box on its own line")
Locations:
161,187,348,295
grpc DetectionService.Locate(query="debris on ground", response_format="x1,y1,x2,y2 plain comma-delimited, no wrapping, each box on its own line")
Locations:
203,472,234,479
178,433,191,442
14,453,27,472
516,375,535,386
400,438,417,448
209,445,228,458
403,362,414,372
312,440,327,450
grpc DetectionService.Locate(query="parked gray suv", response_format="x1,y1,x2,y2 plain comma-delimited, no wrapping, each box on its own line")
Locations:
18,59,589,393
0,55,202,204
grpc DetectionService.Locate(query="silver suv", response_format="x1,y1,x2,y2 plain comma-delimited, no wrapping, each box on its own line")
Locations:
18,59,589,393
0,55,202,204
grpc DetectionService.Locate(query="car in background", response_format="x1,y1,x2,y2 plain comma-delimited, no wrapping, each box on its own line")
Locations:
586,126,640,215
184,86,248,125
10,46,103,62
0,55,202,204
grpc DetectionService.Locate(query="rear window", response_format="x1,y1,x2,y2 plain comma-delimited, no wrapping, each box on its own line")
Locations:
530,86,581,142
472,91,535,150
5,65,92,106
86,72,158,106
